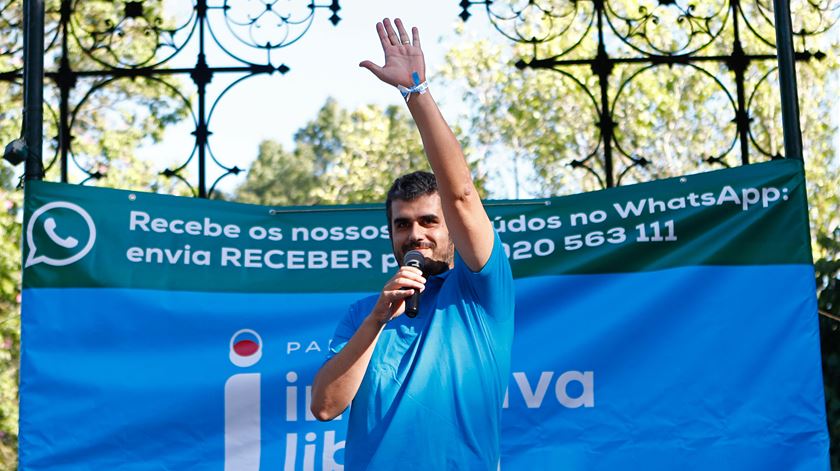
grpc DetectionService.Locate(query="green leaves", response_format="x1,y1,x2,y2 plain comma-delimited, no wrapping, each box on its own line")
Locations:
0,190,20,468
235,98,432,206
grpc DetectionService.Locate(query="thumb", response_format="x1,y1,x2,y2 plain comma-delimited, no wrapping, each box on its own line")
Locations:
359,60,386,81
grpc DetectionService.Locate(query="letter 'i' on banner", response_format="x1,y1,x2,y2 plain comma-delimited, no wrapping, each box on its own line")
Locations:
225,329,262,471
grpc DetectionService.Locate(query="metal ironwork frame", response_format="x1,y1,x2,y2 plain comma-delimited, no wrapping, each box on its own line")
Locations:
5,1,836,194
5,0,341,197
457,0,833,188
22,0,44,182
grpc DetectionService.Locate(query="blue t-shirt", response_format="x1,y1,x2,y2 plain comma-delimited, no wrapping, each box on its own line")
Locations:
327,233,515,470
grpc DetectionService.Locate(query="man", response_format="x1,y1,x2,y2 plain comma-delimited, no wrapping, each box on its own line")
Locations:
310,18,515,470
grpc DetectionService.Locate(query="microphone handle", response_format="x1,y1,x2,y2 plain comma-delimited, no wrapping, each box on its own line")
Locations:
405,289,420,318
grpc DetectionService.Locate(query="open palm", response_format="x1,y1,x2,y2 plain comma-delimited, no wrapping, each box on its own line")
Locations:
359,18,426,88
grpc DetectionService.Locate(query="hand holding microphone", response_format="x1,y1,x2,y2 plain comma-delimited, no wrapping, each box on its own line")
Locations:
402,250,425,318
370,251,426,324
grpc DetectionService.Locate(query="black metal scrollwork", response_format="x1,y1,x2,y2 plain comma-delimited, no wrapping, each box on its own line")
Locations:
215,0,339,54
458,0,836,188
604,0,729,56
742,0,840,46
69,0,196,69
3,0,341,197
462,0,596,59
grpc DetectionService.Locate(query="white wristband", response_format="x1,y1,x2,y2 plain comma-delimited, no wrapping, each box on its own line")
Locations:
397,81,429,102
397,72,429,102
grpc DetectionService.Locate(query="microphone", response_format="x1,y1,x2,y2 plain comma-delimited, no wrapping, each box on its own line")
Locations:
403,250,425,318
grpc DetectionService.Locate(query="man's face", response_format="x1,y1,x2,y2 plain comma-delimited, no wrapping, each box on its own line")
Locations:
390,193,454,276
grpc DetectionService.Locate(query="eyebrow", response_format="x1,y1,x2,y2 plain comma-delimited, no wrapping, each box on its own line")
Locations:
419,214,439,223
392,214,440,226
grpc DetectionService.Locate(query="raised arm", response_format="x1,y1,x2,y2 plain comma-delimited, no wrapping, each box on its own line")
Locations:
360,18,494,271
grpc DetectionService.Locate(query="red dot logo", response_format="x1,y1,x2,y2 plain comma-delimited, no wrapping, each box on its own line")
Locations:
234,339,259,356
230,329,262,367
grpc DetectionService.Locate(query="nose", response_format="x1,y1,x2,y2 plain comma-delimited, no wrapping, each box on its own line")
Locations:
407,222,426,246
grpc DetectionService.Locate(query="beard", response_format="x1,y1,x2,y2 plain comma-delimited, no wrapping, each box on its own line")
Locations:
397,240,455,277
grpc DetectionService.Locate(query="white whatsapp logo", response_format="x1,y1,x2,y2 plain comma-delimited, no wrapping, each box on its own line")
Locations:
25,201,96,268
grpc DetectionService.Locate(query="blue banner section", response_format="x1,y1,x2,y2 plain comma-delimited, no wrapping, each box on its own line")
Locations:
20,264,827,470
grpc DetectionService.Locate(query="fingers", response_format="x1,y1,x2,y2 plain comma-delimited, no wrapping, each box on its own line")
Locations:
372,288,413,323
375,22,390,50
384,18,417,47
385,266,426,292
383,18,400,46
383,289,415,301
359,60,385,80
375,266,425,322
395,266,425,283
394,18,411,45
389,276,425,292
364,19,422,88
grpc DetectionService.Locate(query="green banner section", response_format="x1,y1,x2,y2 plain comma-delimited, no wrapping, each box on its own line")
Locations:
22,160,811,293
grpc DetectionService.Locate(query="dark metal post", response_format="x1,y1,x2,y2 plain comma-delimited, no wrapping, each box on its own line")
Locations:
593,0,615,188
773,0,804,161
194,0,210,198
58,0,72,183
730,2,751,165
23,0,45,181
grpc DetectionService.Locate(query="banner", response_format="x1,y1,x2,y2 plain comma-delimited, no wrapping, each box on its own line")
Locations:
19,160,828,470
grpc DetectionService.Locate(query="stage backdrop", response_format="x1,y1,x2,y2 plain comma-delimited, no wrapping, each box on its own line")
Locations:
19,160,828,470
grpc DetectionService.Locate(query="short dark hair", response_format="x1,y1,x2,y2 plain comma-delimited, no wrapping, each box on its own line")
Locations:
385,171,438,231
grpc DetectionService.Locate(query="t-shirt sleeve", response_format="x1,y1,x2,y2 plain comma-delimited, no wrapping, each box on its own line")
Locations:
325,301,361,362
454,231,514,321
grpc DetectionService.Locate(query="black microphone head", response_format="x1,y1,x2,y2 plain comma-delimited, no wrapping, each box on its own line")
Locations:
403,250,425,269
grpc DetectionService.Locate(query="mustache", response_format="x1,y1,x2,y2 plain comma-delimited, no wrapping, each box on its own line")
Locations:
402,242,435,253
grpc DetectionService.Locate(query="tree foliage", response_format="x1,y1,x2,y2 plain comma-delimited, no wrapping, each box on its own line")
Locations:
235,97,488,206
0,190,21,469
237,98,446,205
